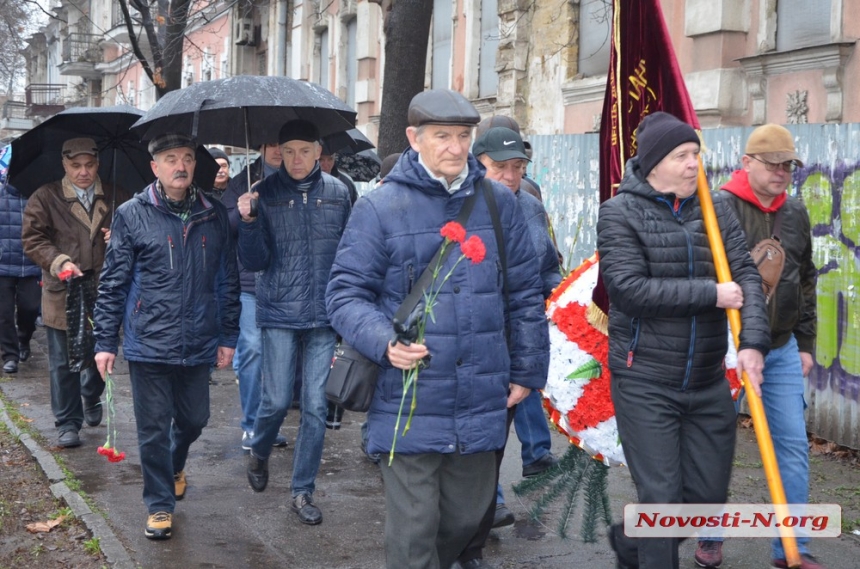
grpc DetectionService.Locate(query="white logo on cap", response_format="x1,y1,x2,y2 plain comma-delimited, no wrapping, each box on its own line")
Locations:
503,140,515,146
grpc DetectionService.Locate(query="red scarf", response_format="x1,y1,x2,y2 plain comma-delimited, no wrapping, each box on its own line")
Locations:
721,169,787,212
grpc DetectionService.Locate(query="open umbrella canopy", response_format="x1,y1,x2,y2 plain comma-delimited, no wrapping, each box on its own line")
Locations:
322,128,374,156
8,105,154,198
131,76,357,147
336,149,381,182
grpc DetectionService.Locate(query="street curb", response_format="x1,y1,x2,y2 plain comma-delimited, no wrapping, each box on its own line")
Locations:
0,398,136,569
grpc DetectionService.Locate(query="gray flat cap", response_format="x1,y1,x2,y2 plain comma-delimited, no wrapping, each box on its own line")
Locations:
408,89,480,127
149,133,196,156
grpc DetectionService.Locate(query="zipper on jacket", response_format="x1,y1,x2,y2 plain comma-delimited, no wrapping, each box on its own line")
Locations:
496,259,503,288
407,264,414,293
303,193,308,205
317,198,322,207
681,316,697,390
626,318,641,367
167,235,174,269
289,199,294,208
202,234,206,267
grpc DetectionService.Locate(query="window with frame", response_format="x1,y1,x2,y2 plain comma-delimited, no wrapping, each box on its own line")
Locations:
577,0,611,78
478,0,499,98
776,0,832,52
432,0,452,89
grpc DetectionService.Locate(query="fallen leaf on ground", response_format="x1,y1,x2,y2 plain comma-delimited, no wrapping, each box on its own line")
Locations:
25,516,65,533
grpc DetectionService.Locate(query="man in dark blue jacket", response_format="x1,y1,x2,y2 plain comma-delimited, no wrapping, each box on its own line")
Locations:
236,119,351,526
326,89,549,569
0,179,41,374
93,133,240,541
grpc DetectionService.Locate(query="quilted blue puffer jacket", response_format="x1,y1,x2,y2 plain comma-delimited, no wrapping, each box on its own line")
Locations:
94,184,240,364
0,183,40,278
238,165,350,329
326,150,550,456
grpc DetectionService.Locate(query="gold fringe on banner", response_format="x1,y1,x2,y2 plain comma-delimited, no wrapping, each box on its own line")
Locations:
586,301,608,336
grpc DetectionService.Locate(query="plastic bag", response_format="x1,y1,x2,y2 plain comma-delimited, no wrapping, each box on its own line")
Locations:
65,270,97,372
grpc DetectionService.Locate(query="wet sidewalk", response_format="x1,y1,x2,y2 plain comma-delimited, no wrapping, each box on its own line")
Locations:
2,327,859,568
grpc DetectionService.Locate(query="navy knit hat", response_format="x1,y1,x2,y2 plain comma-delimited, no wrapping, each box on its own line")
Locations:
278,120,320,144
208,147,229,162
635,112,699,177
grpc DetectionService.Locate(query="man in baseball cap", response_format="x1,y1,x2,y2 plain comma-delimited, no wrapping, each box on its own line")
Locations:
326,89,549,569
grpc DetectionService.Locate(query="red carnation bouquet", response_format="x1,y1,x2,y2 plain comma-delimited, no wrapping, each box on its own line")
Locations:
389,221,486,464
96,371,125,463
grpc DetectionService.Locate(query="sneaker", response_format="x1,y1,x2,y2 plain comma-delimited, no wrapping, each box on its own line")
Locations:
694,540,723,568
242,431,287,451
144,511,172,540
771,554,825,569
292,493,322,525
522,452,559,478
174,471,187,500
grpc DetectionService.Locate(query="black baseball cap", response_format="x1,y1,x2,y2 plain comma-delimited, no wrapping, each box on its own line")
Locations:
472,127,530,162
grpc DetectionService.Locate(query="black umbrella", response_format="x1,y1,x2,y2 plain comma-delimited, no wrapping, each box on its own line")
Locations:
9,106,149,199
322,128,374,155
130,76,357,147
335,149,381,182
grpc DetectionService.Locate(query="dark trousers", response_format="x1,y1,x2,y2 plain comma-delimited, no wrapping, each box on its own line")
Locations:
0,276,40,362
46,326,104,432
379,450,496,569
128,361,210,513
458,406,517,563
610,374,737,569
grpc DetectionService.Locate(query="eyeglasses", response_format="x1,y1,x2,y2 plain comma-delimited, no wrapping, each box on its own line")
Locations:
750,155,797,173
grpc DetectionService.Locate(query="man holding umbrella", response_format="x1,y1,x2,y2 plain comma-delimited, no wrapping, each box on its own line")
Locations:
237,119,351,526
22,138,128,448
93,133,240,540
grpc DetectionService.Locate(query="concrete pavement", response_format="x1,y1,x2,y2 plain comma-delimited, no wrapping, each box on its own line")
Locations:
2,327,859,568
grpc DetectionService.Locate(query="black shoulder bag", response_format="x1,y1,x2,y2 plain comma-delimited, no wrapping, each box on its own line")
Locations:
325,190,480,412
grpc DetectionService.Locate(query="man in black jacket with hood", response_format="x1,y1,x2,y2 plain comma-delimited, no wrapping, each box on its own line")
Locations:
597,112,771,569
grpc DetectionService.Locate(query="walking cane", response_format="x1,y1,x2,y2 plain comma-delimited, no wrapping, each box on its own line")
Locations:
696,159,802,568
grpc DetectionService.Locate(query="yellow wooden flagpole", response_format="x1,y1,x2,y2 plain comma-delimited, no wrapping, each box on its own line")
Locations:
696,158,802,568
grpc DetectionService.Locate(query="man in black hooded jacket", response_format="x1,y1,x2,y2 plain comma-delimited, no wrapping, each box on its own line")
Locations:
597,112,771,569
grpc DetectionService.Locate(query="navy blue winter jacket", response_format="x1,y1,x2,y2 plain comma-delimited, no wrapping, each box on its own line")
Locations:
94,183,241,365
326,150,550,456
0,184,40,278
238,164,350,329
517,189,561,298
222,157,266,295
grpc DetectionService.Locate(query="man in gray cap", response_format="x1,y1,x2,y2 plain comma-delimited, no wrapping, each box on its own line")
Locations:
22,137,129,448
93,133,240,541
236,119,351,526
326,89,549,569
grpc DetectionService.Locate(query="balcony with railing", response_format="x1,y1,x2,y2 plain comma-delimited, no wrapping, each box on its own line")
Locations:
25,84,66,117
59,33,103,78
0,101,35,131
106,1,142,45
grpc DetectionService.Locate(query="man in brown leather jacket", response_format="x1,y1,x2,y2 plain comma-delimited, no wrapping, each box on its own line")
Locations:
22,137,128,448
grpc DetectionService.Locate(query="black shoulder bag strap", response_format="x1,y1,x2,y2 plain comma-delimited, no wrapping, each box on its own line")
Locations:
771,205,783,241
392,190,480,332
482,178,510,346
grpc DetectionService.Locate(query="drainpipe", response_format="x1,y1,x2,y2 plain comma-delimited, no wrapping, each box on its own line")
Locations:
274,0,288,76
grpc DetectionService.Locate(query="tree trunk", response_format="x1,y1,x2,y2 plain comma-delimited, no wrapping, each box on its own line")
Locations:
161,0,192,98
376,0,433,158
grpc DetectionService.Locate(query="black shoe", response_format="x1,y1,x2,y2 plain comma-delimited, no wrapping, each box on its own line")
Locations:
325,403,343,430
522,452,559,477
58,429,81,448
292,493,322,525
3,360,18,374
18,344,30,362
247,452,268,492
491,504,515,528
460,559,496,569
83,399,103,427
608,522,639,569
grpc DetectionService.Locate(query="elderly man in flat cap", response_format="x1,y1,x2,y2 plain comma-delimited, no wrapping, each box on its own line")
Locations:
22,137,129,448
236,119,351,526
93,133,240,541
326,89,549,569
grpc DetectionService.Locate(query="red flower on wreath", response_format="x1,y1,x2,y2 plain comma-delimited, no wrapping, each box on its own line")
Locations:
461,235,486,264
440,221,467,244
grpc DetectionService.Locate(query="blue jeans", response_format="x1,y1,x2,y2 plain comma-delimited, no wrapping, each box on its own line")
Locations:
513,389,553,465
251,327,336,497
128,361,210,513
233,293,262,433
46,326,104,433
704,335,811,559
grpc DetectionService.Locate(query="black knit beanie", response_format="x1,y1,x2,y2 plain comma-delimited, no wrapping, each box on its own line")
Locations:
635,112,699,177
208,147,229,162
